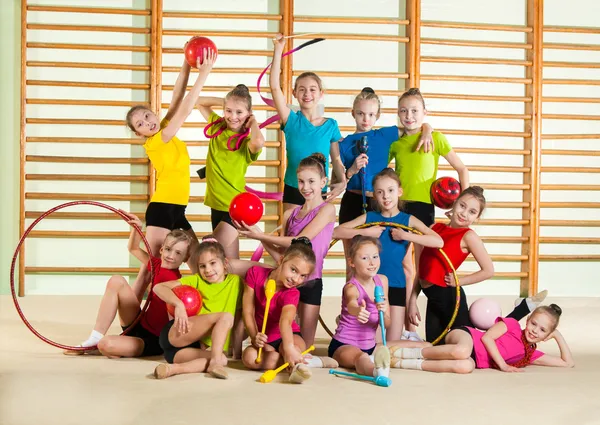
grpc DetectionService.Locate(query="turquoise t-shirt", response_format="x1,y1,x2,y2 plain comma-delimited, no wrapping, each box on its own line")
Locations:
283,110,342,188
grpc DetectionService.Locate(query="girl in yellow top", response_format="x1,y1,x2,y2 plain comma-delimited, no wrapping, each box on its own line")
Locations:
196,85,266,260
125,48,216,293
388,88,470,227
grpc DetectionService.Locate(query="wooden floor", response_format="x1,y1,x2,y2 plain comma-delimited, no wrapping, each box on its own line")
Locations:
1,295,599,425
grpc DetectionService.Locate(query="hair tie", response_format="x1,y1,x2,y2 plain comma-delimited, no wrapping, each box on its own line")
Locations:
202,237,219,244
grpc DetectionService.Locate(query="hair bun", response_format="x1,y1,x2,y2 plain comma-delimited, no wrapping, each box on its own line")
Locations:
361,87,375,94
291,236,312,248
549,304,562,317
309,152,326,166
471,185,484,196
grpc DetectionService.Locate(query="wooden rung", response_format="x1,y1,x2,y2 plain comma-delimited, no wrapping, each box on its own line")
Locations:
162,67,264,74
26,118,129,126
294,15,408,24
544,25,600,34
421,56,532,67
543,42,600,51
161,84,270,93
424,93,532,102
24,211,281,222
541,184,600,190
542,114,600,120
26,137,143,145
539,255,600,261
323,88,407,96
421,20,532,33
27,99,143,107
454,148,531,155
421,38,532,50
27,42,150,52
25,193,149,201
542,134,600,140
439,218,529,225
26,174,148,182
163,48,272,57
190,159,280,167
162,104,275,112
27,23,150,34
438,165,530,173
181,122,279,130
540,220,600,227
541,167,600,173
28,231,130,238
543,149,600,157
543,61,600,69
27,61,150,71
289,33,409,42
292,70,409,78
540,202,600,208
486,202,529,208
162,29,275,37
189,195,280,204
420,75,532,84
27,5,150,15
27,80,149,89
186,141,281,148
542,96,600,103
481,236,528,242
438,129,532,138
162,11,281,20
540,237,600,244
26,155,147,164
428,111,532,119
544,79,600,86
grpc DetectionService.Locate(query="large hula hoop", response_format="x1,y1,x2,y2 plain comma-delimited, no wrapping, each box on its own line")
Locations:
10,201,155,351
318,221,460,346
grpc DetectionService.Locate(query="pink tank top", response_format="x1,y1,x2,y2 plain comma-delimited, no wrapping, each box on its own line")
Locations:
333,275,383,350
286,203,334,281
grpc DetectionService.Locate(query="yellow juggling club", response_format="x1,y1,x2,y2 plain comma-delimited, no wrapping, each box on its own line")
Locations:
255,279,276,364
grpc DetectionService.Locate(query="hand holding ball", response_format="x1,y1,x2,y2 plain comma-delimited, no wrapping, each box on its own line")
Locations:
431,176,461,209
166,286,202,317
184,36,218,68
229,192,264,226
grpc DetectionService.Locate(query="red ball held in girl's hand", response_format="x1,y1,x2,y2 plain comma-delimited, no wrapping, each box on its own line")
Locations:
229,192,264,226
184,36,218,68
166,286,202,317
431,176,461,209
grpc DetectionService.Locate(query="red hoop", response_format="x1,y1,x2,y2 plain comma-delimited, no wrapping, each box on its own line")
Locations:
10,201,155,351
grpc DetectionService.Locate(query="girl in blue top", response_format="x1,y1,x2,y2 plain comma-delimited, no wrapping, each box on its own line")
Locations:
333,168,443,341
270,34,346,211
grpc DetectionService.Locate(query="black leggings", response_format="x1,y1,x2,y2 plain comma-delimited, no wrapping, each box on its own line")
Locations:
422,285,532,343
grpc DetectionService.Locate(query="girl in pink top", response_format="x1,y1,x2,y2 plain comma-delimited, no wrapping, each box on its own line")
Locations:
241,238,338,384
329,236,429,380
391,304,574,373
236,152,336,346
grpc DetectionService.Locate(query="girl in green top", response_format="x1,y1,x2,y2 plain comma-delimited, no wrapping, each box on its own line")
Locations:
388,88,470,227
196,85,266,260
152,237,258,380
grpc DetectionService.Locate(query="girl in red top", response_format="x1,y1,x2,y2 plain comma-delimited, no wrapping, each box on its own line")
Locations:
65,212,192,358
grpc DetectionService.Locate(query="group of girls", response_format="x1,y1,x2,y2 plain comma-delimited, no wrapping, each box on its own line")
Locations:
64,35,574,381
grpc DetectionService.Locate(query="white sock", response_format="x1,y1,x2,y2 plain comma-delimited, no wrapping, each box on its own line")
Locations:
373,367,390,378
392,347,423,359
303,354,323,368
401,330,410,340
80,330,104,347
393,359,423,370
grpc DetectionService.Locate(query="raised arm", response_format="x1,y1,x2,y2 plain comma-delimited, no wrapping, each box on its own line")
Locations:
161,50,216,143
532,330,575,368
246,115,265,154
164,59,192,122
122,211,150,265
444,150,470,192
269,34,291,125
196,96,223,121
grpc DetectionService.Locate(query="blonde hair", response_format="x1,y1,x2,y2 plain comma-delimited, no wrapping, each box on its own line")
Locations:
398,87,426,109
348,235,382,263
531,304,562,332
353,87,381,118
163,229,193,262
225,84,252,111
294,72,323,91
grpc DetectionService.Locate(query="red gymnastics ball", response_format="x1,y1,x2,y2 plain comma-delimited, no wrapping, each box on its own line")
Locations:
166,285,202,317
184,36,218,68
229,192,264,226
431,176,461,209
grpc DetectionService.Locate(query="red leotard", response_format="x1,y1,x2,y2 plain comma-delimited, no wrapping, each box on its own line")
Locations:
419,223,470,287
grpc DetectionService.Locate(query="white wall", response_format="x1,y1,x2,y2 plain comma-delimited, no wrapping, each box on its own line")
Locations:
15,0,599,297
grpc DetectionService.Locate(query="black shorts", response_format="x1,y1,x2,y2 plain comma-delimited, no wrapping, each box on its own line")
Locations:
298,278,323,306
403,201,435,227
388,287,407,307
210,208,234,231
339,191,374,224
159,320,202,364
267,332,303,352
145,202,192,231
121,321,163,357
283,184,327,206
328,338,376,358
